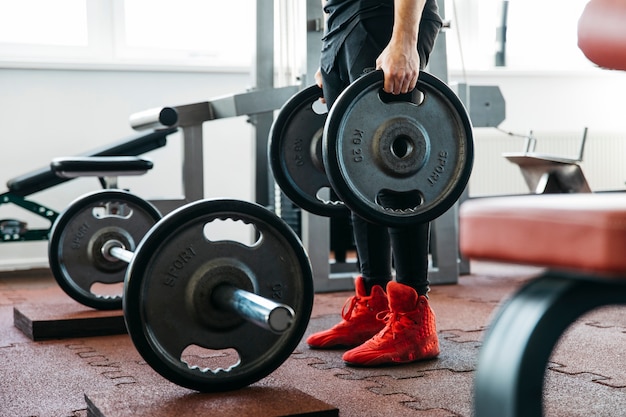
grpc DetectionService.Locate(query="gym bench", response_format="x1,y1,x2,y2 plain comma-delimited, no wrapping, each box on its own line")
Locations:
1,128,176,242
460,193,626,416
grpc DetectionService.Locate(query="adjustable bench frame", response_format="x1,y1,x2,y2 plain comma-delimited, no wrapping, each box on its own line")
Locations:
0,128,175,242
0,86,299,244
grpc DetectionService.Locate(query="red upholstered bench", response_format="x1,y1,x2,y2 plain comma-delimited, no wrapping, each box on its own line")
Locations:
460,193,626,416
461,193,626,276
578,0,626,71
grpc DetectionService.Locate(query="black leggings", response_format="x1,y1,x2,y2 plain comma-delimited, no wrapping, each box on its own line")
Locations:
320,16,441,296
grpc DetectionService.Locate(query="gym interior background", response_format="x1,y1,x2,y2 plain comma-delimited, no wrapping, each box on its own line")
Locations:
2,1,626,416
1,0,626,271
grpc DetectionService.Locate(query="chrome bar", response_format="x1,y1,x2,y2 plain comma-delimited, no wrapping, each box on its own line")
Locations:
212,284,295,334
107,244,134,264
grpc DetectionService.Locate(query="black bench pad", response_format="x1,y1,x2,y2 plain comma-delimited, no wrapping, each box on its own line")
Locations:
6,127,176,197
51,156,153,178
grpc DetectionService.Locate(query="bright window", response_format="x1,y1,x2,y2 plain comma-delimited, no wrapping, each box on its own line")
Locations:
446,0,594,72
506,0,591,69
116,0,256,69
0,0,103,63
0,0,256,70
0,0,88,46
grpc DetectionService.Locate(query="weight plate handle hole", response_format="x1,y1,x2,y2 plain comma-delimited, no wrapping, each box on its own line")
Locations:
92,202,134,219
89,282,123,300
378,89,425,106
311,99,328,115
376,189,423,212
181,345,241,374
315,187,344,207
203,219,260,247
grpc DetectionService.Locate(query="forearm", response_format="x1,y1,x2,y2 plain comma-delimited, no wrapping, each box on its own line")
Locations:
376,0,426,94
316,0,329,91
391,0,426,47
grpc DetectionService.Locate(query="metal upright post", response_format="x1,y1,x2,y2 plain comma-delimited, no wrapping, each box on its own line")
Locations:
426,0,467,281
301,0,357,292
252,0,275,207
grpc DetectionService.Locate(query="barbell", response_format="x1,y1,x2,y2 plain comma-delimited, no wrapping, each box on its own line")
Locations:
269,70,474,227
48,191,313,392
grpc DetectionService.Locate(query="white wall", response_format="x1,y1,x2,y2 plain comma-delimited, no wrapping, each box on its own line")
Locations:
0,68,255,270
2,65,626,270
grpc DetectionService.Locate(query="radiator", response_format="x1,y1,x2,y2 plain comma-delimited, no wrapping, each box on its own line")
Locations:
469,129,626,196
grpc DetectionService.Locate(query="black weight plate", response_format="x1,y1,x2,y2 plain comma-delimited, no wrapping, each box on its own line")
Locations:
269,85,348,217
48,190,161,310
124,199,314,392
323,70,474,227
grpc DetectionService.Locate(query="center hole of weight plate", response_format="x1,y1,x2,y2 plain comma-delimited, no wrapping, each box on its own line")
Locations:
203,218,259,247
391,135,413,159
181,345,241,373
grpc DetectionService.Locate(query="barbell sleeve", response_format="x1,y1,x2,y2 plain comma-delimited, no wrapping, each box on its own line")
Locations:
107,245,134,263
211,284,295,334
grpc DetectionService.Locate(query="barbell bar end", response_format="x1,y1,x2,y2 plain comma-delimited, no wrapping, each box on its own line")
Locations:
108,244,134,264
267,305,296,333
212,284,295,334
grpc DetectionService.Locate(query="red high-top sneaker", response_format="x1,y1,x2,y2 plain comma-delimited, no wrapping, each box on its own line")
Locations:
307,276,388,349
342,281,440,366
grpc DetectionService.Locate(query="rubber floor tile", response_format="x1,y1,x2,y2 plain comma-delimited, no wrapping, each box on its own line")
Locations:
549,311,626,388
14,302,125,340
86,383,337,417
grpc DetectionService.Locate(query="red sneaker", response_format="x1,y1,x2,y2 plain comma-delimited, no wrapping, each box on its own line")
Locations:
342,281,439,366
307,276,388,349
